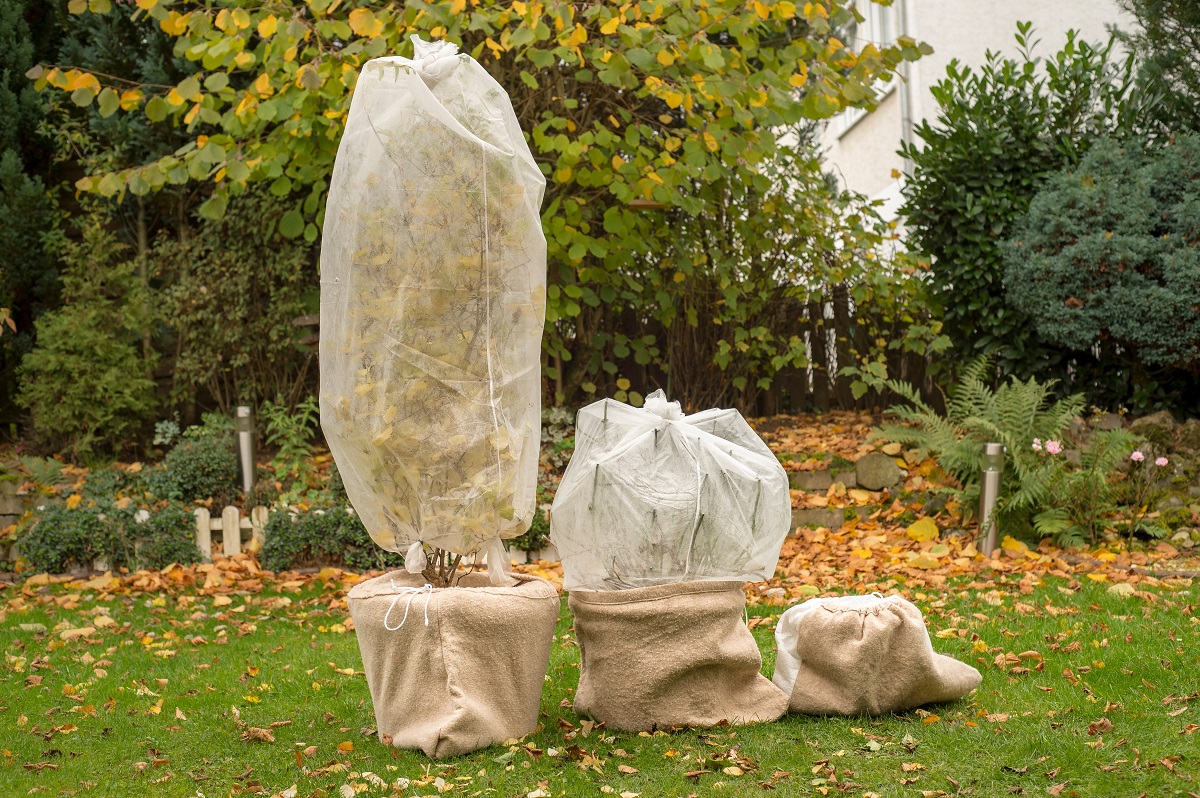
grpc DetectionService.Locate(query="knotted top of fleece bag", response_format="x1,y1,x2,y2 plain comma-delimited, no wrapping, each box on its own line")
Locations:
772,594,982,716
550,389,791,590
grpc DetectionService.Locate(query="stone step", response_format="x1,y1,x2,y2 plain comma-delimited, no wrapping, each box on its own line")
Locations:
788,469,856,491
791,507,846,531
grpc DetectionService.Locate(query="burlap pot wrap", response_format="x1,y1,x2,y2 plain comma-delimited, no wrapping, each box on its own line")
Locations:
772,594,982,716
348,571,559,758
568,581,787,731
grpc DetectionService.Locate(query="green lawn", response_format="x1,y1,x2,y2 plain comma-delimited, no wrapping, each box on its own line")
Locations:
2,572,1197,797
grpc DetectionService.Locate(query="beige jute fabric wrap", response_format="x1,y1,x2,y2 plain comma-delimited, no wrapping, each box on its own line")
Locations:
772,594,982,716
568,581,788,731
348,570,559,758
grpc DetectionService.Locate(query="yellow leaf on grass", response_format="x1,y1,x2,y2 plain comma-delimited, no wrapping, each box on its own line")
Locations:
66,494,83,509
906,517,938,542
1087,573,1108,582
922,713,940,724
337,741,354,752
60,626,95,641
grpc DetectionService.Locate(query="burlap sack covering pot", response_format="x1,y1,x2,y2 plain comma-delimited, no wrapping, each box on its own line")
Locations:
348,570,559,758
772,594,981,716
568,581,787,731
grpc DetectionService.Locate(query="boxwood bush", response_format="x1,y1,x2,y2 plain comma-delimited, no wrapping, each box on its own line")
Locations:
145,433,239,505
18,498,201,574
259,505,404,573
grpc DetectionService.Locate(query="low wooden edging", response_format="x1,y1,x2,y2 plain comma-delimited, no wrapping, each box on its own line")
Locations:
191,506,556,565
193,505,269,561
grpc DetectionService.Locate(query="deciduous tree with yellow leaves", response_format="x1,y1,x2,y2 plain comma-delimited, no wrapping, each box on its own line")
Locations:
32,0,931,409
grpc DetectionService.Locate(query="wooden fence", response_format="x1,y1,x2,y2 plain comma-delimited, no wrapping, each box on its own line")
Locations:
193,505,269,560
191,505,556,564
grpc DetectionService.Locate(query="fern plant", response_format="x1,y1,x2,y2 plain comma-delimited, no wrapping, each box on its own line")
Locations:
872,355,1086,535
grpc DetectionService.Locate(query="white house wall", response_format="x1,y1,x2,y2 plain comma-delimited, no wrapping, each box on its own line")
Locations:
821,0,1133,209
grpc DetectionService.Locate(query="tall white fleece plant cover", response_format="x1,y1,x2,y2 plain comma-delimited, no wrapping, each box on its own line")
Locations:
320,38,547,575
550,391,791,590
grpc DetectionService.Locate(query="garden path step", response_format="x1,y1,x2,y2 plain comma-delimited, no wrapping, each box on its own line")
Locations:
787,467,856,491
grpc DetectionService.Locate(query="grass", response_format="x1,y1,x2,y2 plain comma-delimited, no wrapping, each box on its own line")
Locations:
2,571,1197,798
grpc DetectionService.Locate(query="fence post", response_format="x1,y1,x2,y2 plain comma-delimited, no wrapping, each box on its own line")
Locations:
222,505,242,556
194,507,212,561
250,506,268,550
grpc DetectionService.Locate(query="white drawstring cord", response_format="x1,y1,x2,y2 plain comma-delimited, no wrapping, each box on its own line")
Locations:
383,581,434,630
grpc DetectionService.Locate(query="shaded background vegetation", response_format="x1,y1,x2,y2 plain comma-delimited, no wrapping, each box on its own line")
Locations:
0,0,1196,461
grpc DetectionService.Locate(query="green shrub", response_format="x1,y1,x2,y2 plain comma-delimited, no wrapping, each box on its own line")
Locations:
541,407,576,474
1004,136,1200,414
260,395,319,496
17,502,123,574
156,189,315,413
79,466,138,502
17,498,200,574
900,22,1146,380
135,503,202,569
326,463,347,502
872,355,1086,534
512,506,551,554
17,221,158,458
145,434,238,505
259,505,404,573
1116,0,1200,134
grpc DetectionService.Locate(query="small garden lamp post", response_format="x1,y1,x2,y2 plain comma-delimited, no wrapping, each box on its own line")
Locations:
979,442,1004,554
235,406,256,495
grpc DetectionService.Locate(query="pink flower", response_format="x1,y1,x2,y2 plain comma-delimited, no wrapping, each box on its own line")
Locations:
1045,440,1063,455
1155,456,1169,467
1130,451,1145,463
1031,438,1043,451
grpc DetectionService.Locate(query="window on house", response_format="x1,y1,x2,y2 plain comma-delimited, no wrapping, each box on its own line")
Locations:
833,1,898,137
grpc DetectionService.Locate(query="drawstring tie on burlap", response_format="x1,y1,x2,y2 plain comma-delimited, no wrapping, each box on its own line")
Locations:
383,580,434,630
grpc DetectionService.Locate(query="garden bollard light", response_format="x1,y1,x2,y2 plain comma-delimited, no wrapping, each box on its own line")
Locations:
236,406,256,495
979,442,1004,555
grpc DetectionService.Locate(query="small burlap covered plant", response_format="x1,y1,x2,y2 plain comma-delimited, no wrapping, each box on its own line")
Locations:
772,594,982,716
569,581,788,731
348,571,559,758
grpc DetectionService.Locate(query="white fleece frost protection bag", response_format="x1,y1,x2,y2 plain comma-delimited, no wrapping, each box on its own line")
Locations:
320,37,547,567
550,390,791,590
